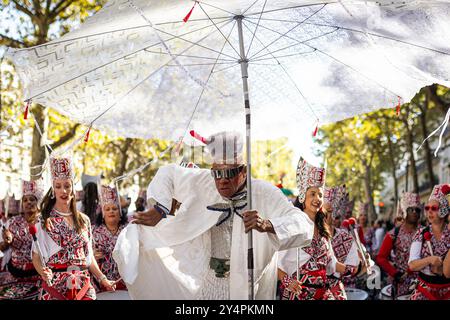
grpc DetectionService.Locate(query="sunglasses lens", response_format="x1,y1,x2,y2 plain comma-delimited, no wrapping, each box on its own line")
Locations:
211,170,222,179
211,166,243,180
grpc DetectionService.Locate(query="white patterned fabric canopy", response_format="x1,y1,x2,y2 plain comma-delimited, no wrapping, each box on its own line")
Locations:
6,0,450,142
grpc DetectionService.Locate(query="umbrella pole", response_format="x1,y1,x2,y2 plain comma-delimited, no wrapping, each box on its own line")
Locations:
236,15,254,301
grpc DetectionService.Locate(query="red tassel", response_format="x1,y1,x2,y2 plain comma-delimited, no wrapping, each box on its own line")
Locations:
23,100,31,120
183,2,197,23
84,127,91,143
190,130,208,144
312,121,319,137
396,96,401,116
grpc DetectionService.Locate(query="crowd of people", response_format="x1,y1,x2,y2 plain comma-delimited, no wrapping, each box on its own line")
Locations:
0,130,449,300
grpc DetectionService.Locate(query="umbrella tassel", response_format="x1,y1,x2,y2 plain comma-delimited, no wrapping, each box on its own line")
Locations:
84,126,91,143
312,121,319,137
24,100,31,120
396,96,401,116
183,2,197,23
190,130,208,144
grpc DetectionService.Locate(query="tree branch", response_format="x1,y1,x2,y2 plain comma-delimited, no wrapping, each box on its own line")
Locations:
110,141,122,151
45,0,51,15
32,0,41,17
49,0,73,19
0,34,26,48
49,123,81,150
11,0,35,19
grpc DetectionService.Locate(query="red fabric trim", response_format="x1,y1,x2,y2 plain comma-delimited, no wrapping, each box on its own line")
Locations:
48,263,87,270
417,284,437,300
42,282,67,300
419,277,450,289
303,269,326,278
417,276,450,300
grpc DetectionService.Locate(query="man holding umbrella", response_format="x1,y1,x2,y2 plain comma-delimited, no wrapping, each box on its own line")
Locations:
113,131,314,299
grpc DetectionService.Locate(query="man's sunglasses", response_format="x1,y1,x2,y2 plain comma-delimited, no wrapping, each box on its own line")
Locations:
424,205,439,211
211,165,245,180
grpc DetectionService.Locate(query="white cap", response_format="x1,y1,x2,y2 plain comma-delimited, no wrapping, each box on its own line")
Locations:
206,131,243,165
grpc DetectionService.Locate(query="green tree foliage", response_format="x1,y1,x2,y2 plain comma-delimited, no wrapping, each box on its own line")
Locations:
252,138,296,190
317,84,450,223
0,0,107,177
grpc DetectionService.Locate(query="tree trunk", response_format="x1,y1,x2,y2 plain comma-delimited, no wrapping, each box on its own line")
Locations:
384,120,399,205
117,138,133,186
404,122,419,193
363,161,376,225
418,97,437,189
30,105,47,178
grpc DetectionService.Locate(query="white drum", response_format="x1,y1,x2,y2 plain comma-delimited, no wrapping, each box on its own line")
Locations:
96,290,131,300
345,288,369,300
379,284,393,300
379,284,412,300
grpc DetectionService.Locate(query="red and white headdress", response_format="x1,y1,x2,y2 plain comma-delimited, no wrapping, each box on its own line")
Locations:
323,187,336,207
332,185,349,219
99,185,120,209
345,199,355,216
399,192,421,218
429,184,450,218
50,157,74,181
296,157,326,203
22,179,44,202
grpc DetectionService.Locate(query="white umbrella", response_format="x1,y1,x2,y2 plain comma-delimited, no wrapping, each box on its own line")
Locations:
6,0,450,299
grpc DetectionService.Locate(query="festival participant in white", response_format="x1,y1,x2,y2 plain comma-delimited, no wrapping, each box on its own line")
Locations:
376,192,421,299
408,184,450,300
113,131,314,299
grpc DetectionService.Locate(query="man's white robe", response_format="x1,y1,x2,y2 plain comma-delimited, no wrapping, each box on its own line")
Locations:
113,164,313,299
